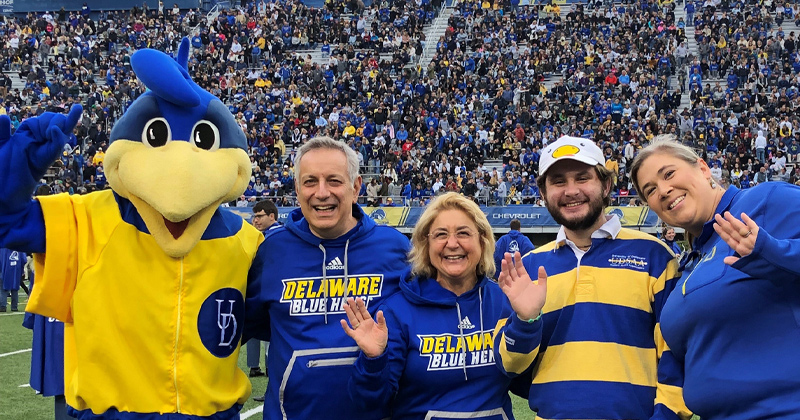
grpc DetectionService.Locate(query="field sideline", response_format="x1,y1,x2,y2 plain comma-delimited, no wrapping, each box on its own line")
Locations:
0,298,535,420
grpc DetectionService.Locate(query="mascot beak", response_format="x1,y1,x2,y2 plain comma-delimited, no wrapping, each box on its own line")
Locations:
104,140,250,258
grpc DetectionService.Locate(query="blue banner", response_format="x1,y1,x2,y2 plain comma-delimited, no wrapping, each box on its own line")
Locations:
227,205,659,229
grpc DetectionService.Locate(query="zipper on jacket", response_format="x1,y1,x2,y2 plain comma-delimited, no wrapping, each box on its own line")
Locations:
173,257,184,412
306,357,357,368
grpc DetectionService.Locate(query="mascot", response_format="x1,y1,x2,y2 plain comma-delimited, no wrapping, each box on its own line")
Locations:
0,38,263,419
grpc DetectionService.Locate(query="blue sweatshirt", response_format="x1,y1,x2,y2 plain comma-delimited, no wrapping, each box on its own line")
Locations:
348,274,514,420
1,248,25,291
661,184,800,419
493,231,535,278
244,204,410,420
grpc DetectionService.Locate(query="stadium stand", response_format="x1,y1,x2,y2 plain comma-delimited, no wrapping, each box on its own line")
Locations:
1,0,799,207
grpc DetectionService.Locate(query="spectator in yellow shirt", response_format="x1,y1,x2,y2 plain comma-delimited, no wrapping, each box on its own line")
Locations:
93,147,106,166
343,121,356,137
605,151,620,187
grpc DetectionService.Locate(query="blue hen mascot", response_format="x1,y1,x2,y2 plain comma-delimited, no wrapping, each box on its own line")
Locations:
0,39,263,419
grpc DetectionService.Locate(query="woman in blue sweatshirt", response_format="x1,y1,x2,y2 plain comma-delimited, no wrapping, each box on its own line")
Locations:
662,226,683,256
341,192,515,420
631,137,800,420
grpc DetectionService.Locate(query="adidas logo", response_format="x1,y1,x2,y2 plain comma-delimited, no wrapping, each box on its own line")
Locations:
326,257,344,270
457,316,475,330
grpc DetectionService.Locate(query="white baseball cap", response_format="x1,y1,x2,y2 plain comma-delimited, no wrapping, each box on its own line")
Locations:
539,136,605,177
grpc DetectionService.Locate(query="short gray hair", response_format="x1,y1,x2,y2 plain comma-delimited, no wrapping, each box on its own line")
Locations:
294,136,360,185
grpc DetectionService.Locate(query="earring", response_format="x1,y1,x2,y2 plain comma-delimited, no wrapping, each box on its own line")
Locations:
709,178,717,189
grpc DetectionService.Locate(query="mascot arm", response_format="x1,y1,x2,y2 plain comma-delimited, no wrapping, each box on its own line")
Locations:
28,194,80,323
0,106,82,253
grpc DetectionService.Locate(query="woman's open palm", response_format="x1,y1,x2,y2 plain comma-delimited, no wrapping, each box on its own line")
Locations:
498,252,547,320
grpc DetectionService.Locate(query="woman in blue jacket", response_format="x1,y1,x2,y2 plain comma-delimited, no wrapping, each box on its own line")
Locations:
631,136,800,420
661,226,683,256
341,192,515,420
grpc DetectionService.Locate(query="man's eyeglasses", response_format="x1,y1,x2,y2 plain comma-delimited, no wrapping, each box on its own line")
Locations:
427,229,476,243
253,213,268,219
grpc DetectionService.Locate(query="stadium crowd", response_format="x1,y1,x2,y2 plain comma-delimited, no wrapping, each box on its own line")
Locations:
1,0,800,207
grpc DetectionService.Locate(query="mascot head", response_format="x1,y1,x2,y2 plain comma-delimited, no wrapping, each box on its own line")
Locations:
105,38,252,258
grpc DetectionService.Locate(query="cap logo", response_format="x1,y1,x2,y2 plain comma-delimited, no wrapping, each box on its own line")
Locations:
552,145,580,158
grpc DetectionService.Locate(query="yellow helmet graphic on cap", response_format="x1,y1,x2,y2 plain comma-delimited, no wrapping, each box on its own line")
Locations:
552,145,580,158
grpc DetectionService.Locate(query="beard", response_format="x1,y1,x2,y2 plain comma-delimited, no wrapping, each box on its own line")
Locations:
546,193,606,232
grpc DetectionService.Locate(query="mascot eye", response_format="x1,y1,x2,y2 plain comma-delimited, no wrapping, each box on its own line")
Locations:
142,118,171,148
191,120,220,151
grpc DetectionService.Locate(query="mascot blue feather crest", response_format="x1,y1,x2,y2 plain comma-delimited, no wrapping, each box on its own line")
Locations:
110,38,248,152
104,37,253,257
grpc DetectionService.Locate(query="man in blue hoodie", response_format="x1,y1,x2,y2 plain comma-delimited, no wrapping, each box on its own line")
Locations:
0,248,26,312
244,136,410,420
493,219,534,279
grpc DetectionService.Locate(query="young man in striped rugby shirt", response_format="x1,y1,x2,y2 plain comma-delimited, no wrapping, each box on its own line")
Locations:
494,136,692,420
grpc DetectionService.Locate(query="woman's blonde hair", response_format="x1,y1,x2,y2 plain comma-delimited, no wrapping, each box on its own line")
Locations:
408,192,496,280
630,134,707,197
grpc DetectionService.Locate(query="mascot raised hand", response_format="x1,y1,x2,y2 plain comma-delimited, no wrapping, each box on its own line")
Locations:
0,38,263,419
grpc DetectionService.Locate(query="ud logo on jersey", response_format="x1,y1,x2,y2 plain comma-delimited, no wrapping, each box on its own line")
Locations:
216,299,237,347
198,288,244,358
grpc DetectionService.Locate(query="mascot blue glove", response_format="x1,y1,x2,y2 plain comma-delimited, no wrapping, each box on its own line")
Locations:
0,105,82,251
2,38,264,420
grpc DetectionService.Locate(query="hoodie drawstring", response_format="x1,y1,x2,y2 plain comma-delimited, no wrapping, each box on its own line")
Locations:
478,286,484,336
343,239,351,301
319,244,328,324
455,302,468,381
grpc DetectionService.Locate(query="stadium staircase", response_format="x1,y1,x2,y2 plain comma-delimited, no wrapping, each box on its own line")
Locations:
676,4,694,112
417,5,455,70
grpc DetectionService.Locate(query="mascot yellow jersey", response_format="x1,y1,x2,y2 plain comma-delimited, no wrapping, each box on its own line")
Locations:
30,190,262,416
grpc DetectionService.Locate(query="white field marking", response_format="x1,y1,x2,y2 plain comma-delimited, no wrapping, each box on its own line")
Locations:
0,348,31,358
0,312,26,317
18,383,30,388
241,404,264,419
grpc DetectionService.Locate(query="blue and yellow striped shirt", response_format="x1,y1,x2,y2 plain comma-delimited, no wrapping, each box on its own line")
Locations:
494,218,691,420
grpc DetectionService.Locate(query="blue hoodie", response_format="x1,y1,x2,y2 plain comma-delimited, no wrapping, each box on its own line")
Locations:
244,204,410,420
348,274,514,420
661,183,800,419
493,231,534,278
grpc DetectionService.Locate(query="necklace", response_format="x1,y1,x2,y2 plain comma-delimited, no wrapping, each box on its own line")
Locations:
576,244,592,251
